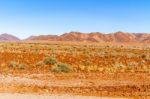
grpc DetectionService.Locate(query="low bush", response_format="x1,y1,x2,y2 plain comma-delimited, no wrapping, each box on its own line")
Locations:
9,61,19,68
43,57,57,65
141,54,150,62
52,63,73,73
36,61,45,67
18,64,26,69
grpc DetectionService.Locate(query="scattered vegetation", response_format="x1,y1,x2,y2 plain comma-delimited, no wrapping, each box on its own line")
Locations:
0,42,149,73
9,61,26,69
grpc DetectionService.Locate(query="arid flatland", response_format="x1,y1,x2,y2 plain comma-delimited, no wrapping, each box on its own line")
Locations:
0,41,149,99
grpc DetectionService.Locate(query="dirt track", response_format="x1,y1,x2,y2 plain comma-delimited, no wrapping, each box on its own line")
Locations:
0,93,129,99
0,73,149,99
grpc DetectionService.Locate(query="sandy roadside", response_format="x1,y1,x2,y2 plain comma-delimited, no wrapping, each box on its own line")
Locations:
0,93,129,99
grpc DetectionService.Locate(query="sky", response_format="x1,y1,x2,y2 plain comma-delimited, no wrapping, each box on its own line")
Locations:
0,0,150,39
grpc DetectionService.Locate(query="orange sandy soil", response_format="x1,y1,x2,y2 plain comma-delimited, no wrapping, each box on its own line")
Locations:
0,41,149,99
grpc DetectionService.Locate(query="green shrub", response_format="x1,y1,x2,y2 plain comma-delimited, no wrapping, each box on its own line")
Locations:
43,57,57,65
9,61,19,68
115,62,125,69
18,64,26,69
141,54,150,62
52,63,73,73
36,61,45,67
141,54,147,59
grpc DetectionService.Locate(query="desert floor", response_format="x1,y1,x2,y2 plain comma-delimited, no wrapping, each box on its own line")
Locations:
0,42,149,99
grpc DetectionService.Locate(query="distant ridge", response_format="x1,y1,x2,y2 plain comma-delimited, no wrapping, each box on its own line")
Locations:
0,32,149,43
26,31,150,43
0,33,20,41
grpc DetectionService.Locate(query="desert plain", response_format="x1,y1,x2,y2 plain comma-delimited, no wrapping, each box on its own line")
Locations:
0,41,149,99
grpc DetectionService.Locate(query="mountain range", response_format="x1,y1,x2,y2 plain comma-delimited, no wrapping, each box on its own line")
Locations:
0,31,150,43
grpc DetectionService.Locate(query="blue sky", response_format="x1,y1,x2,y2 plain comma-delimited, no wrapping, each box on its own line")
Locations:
0,0,149,39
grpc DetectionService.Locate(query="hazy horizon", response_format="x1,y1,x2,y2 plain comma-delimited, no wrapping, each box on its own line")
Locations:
0,0,150,39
